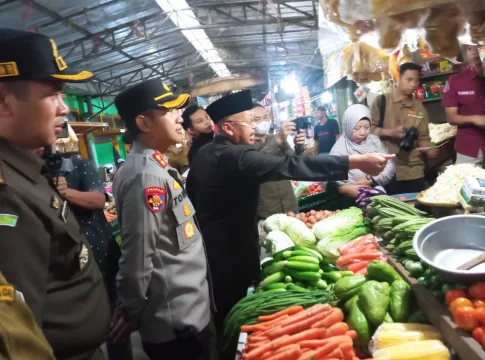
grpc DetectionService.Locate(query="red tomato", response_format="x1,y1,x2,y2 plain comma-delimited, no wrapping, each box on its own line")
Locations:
450,297,473,316
475,308,485,325
473,300,485,309
446,289,467,306
455,307,479,331
472,326,485,344
469,283,485,301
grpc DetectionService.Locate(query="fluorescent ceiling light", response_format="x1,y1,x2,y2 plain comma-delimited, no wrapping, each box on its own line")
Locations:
155,0,231,78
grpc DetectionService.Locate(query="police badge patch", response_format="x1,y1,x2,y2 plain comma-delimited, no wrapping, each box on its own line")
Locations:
145,186,166,213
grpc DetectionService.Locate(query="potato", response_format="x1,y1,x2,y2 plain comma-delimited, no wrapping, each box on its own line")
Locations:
308,215,317,224
287,212,295,217
309,210,316,215
323,210,331,218
306,223,313,229
315,213,323,221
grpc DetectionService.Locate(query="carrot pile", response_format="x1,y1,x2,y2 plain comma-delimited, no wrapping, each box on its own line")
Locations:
336,234,387,275
103,211,117,222
241,304,370,360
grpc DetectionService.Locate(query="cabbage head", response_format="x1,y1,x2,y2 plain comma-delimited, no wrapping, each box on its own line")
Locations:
284,217,316,248
263,230,294,255
263,214,290,233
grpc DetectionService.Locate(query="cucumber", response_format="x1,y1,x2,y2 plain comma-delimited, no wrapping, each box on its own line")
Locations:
285,283,310,292
259,271,285,289
284,249,321,261
291,246,323,261
266,282,287,290
320,271,342,283
287,256,320,264
262,260,288,277
285,261,320,272
310,279,328,289
285,268,322,282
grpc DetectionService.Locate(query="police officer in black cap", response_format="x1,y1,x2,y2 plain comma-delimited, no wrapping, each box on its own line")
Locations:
112,78,216,360
187,90,395,333
0,29,110,359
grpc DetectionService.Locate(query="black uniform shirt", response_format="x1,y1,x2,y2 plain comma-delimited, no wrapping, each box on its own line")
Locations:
186,135,349,285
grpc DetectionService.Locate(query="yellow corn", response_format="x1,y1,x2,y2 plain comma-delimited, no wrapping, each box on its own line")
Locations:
378,323,439,333
373,340,451,360
374,330,442,348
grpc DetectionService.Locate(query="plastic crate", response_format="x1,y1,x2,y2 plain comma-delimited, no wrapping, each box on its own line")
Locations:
297,191,343,212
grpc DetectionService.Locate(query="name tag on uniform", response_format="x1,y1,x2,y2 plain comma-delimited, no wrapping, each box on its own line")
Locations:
458,90,475,96
408,110,423,119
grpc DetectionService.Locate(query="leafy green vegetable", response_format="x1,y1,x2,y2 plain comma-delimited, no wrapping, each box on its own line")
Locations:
284,217,317,248
263,214,290,233
316,223,369,259
262,230,294,255
313,207,364,241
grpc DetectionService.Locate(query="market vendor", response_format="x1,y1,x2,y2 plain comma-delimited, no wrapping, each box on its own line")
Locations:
0,28,110,359
330,104,395,199
253,103,307,218
112,78,216,360
186,89,394,333
371,62,438,195
442,44,485,167
182,104,215,165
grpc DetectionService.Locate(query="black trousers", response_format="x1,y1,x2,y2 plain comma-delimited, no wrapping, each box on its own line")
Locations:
385,177,426,195
142,321,217,360
213,281,250,336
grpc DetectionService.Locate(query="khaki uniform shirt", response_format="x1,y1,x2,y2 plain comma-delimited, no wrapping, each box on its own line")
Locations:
371,92,432,181
0,271,55,360
167,139,190,175
254,135,299,218
113,141,211,343
0,139,110,360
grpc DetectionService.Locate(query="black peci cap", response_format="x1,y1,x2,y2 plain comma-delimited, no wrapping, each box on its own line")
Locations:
115,78,190,127
0,28,93,83
206,90,253,123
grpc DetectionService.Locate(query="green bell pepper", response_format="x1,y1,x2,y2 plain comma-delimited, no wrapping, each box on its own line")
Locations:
345,296,371,346
389,280,411,322
383,312,394,323
367,260,402,284
334,275,367,301
359,280,390,327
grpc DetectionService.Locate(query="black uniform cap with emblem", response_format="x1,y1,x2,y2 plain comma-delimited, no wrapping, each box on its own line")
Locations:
115,78,190,130
206,89,253,124
0,28,92,83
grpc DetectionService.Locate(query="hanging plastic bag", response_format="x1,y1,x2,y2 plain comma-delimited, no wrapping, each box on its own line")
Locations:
337,0,454,24
456,0,485,44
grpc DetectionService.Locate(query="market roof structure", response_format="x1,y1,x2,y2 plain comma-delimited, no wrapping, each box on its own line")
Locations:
0,0,322,99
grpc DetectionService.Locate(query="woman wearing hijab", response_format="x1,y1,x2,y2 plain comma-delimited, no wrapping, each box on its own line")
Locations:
330,104,395,198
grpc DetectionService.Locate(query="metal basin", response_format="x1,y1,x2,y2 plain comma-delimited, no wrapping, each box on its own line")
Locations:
413,215,485,283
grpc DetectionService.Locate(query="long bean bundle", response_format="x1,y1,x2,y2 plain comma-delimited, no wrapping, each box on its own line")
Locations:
220,289,338,357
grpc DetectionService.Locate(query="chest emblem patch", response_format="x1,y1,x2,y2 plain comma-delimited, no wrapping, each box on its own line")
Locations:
51,195,60,209
0,214,18,227
153,152,168,168
183,203,191,217
184,221,195,239
173,180,181,190
145,186,166,213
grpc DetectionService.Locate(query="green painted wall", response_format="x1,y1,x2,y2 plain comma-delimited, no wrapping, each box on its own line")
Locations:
64,93,121,168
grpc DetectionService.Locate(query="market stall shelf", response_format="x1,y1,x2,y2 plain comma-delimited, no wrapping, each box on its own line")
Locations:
383,250,485,360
